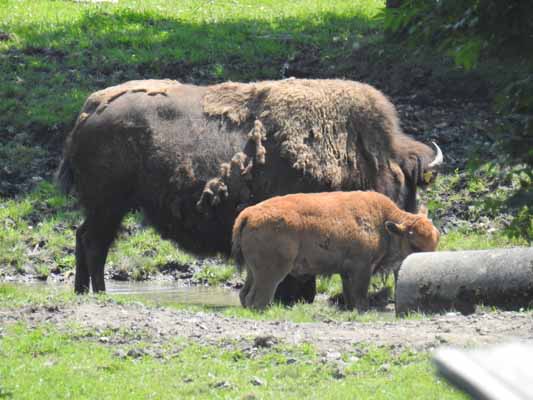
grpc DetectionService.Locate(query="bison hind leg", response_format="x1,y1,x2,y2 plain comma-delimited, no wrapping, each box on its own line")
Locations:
74,221,90,293
75,205,128,293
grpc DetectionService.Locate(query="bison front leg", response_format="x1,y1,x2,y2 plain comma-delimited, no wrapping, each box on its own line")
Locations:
340,266,372,311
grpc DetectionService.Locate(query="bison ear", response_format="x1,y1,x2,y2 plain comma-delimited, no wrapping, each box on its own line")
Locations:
385,221,406,236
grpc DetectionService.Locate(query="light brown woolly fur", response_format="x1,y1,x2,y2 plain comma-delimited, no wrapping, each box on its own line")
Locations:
231,191,439,310
204,79,437,193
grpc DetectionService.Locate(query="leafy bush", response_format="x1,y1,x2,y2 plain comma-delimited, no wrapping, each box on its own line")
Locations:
385,1,533,242
384,0,533,69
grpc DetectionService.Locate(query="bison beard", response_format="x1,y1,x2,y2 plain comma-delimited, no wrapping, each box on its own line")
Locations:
56,78,442,299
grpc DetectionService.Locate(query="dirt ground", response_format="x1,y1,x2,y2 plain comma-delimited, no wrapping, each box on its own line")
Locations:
2,301,532,354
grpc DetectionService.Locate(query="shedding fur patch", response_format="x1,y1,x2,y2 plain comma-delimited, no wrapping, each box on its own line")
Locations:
249,119,267,165
196,150,255,213
84,79,179,115
203,82,261,124
196,124,267,213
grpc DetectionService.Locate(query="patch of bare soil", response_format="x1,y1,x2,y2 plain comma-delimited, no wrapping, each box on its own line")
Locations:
2,302,532,353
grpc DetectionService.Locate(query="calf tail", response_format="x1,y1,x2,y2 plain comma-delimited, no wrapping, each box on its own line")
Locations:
231,214,248,273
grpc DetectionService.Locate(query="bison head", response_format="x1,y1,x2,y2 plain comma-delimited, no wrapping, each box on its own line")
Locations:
394,141,444,213
422,141,444,185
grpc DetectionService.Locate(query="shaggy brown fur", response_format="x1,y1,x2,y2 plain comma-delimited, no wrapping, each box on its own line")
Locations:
231,191,440,310
57,78,442,296
204,79,440,201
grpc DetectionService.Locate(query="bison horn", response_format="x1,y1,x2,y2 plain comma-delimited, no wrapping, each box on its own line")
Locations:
428,141,443,168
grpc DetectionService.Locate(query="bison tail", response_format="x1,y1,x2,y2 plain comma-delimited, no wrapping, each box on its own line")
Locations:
55,157,74,195
231,214,248,273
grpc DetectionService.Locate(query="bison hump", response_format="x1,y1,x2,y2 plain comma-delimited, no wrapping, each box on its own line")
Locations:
204,79,397,189
83,79,181,115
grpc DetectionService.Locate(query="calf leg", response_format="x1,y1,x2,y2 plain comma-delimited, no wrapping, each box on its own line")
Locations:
245,280,279,310
239,269,254,307
341,267,372,311
240,231,297,310
245,264,292,310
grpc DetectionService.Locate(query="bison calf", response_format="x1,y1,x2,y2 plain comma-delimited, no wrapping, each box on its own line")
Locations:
232,191,439,310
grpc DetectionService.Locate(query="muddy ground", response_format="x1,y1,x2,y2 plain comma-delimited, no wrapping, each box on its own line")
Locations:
2,301,532,355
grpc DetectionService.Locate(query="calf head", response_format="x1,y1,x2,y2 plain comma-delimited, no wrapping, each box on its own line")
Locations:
382,211,440,273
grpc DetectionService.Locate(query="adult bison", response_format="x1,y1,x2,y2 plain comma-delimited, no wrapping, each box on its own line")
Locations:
56,78,443,296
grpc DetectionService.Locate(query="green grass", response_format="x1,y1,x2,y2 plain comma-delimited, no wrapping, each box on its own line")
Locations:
0,0,383,132
0,182,197,280
438,230,527,251
0,183,198,280
0,182,77,275
0,284,464,399
0,283,77,309
0,323,464,400
194,263,237,286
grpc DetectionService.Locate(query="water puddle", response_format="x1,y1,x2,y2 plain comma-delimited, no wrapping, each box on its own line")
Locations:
5,280,240,308
106,281,240,307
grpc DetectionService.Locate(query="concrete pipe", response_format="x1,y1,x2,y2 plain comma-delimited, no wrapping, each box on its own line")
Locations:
395,248,533,316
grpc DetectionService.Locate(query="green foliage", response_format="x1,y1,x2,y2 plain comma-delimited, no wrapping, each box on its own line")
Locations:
496,76,533,165
194,264,236,286
0,0,383,134
448,36,482,70
507,205,533,243
383,0,533,70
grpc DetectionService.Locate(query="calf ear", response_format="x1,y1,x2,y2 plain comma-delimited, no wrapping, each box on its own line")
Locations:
418,204,428,217
385,221,406,236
